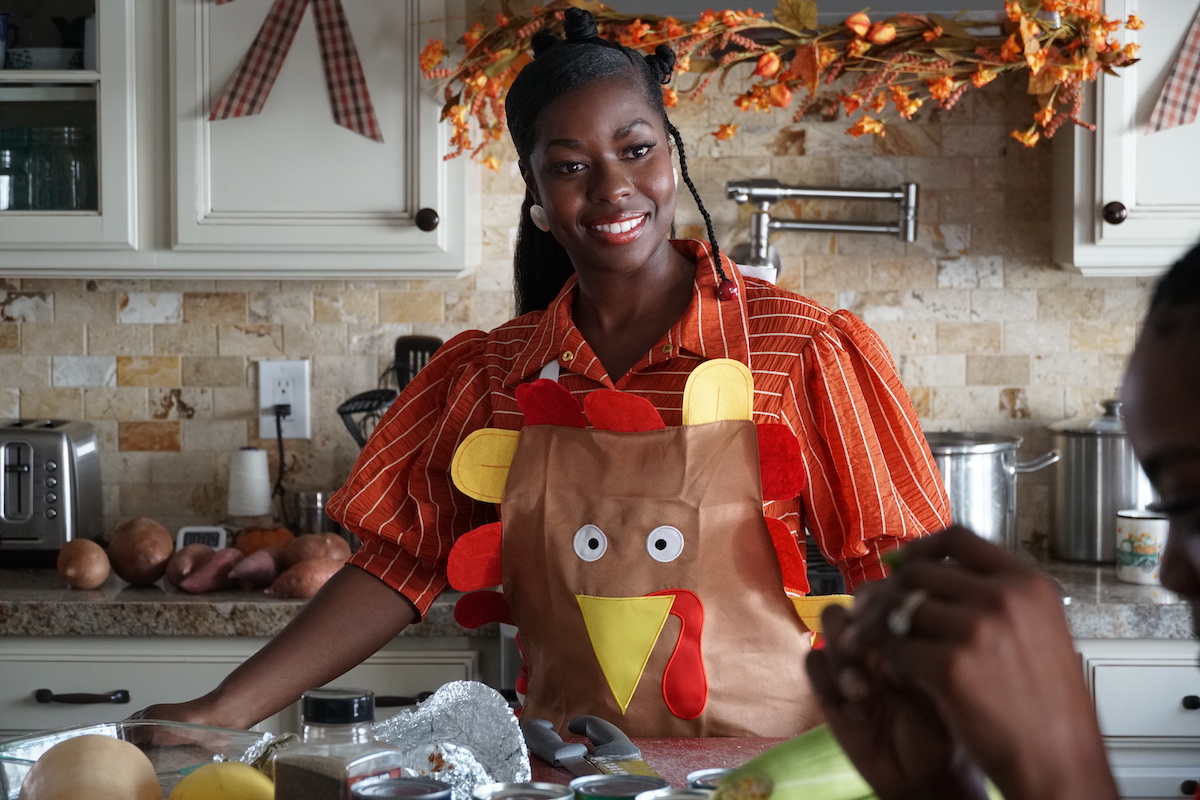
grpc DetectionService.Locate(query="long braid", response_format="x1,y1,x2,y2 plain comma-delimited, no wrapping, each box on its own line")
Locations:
667,120,731,289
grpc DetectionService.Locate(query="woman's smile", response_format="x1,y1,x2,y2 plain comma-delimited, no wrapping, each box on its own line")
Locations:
588,212,648,243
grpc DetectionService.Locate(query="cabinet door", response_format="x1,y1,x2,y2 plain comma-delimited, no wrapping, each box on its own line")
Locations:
0,0,137,250
1055,0,1200,275
169,0,477,277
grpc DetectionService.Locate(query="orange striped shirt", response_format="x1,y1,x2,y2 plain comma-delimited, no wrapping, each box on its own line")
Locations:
327,239,952,618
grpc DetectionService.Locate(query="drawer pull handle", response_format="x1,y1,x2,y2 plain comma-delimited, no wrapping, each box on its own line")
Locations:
35,688,131,705
1183,695,1200,710
1182,780,1198,795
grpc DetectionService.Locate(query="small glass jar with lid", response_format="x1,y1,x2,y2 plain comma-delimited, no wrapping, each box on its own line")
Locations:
0,127,32,210
273,688,409,800
29,125,96,211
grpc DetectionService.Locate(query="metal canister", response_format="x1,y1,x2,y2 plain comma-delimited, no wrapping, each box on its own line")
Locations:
569,775,670,800
686,769,733,790
352,777,453,800
636,790,713,800
474,783,575,800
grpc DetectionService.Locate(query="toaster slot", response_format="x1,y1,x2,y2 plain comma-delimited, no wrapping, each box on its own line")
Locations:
2,441,34,523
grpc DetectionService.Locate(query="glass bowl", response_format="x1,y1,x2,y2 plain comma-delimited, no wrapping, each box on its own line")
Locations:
0,720,273,799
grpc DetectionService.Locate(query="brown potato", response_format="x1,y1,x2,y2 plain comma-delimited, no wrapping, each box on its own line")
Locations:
280,533,351,569
178,547,244,594
107,517,175,586
56,539,111,590
265,558,343,598
165,543,217,589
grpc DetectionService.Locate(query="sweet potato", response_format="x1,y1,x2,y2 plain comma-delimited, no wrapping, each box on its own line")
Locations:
107,517,175,586
178,547,244,594
165,544,217,589
280,533,351,569
56,539,111,590
228,545,282,590
265,558,343,598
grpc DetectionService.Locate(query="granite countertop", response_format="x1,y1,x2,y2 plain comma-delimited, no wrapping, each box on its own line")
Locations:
0,568,486,638
0,558,1192,639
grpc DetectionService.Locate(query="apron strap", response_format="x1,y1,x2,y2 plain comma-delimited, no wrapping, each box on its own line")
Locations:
538,361,561,382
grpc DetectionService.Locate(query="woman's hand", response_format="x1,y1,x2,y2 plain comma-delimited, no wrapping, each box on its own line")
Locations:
828,526,1119,800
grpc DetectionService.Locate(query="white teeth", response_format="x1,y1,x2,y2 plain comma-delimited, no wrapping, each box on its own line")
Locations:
592,216,644,234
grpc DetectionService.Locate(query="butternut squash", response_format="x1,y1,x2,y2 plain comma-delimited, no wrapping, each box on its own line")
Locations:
18,734,159,800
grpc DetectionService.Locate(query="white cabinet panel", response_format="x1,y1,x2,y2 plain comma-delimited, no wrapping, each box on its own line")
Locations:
1054,0,1200,275
1094,664,1200,737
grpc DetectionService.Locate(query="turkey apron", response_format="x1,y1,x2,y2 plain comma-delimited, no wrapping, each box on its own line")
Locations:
448,358,825,737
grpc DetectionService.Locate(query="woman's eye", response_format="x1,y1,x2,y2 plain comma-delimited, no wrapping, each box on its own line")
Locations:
552,161,585,175
627,143,654,158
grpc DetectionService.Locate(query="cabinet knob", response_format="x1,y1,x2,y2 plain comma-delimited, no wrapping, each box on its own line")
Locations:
1182,779,1198,796
1102,201,1128,225
1183,695,1200,710
415,208,440,231
34,688,130,705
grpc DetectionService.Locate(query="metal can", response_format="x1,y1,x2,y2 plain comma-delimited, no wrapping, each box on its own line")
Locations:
686,769,734,791
636,789,714,800
474,782,575,800
569,774,670,800
352,777,454,800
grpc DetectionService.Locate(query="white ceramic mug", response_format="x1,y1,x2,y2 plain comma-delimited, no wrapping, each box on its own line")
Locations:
1115,509,1169,585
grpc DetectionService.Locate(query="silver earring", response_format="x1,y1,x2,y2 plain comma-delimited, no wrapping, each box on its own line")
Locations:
529,204,550,232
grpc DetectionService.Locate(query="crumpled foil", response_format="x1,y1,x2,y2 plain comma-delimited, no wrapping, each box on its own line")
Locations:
372,681,531,800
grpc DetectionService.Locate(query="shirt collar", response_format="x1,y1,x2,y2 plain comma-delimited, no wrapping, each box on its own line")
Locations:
502,238,751,388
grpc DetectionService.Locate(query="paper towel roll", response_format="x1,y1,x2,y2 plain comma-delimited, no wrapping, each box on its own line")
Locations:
227,447,272,517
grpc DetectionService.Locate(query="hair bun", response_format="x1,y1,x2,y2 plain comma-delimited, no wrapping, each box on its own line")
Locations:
530,28,560,57
645,45,676,85
562,7,599,40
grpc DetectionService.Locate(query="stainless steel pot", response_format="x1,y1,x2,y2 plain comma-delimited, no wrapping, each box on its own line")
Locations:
1049,400,1158,563
925,432,1059,551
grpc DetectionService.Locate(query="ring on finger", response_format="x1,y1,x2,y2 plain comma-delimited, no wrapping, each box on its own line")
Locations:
887,588,929,637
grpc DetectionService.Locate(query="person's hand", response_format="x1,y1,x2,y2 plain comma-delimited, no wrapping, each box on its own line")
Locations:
807,600,987,800
832,526,1119,800
126,695,226,728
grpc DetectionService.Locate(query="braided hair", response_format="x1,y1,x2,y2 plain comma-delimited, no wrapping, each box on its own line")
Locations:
506,7,728,315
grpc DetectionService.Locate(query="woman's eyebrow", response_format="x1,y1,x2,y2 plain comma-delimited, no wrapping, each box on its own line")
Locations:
543,119,654,152
614,118,653,138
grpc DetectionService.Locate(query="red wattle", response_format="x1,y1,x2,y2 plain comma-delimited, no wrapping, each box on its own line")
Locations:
648,589,706,720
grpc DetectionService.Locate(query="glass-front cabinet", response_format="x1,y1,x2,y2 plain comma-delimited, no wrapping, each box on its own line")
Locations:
0,0,135,249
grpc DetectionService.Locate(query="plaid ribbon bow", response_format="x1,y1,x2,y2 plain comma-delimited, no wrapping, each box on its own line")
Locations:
209,0,383,142
1146,7,1200,134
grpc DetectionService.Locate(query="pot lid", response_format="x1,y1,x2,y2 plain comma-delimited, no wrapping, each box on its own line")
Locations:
925,431,1023,454
1048,399,1126,436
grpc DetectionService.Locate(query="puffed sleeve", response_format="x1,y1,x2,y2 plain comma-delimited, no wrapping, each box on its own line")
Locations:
326,330,497,618
791,310,951,592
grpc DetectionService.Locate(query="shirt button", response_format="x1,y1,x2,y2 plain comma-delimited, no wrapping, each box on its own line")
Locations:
561,350,574,362
661,345,672,355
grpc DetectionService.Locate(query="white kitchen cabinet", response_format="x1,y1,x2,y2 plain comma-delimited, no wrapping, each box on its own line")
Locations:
1053,0,1200,276
0,0,479,279
0,0,138,251
0,636,479,738
1076,639,1200,799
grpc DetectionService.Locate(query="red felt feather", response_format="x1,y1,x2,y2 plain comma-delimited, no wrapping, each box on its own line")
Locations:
516,379,586,427
447,522,503,591
454,590,513,628
584,390,666,432
766,516,810,595
756,423,804,500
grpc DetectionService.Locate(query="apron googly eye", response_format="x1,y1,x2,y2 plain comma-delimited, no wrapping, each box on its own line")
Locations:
573,524,608,562
646,525,685,562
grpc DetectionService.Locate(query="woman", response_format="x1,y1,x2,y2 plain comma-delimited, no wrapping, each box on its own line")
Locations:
810,240,1200,798
137,9,948,736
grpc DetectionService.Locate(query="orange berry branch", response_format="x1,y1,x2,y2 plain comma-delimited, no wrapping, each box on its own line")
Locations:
419,0,1142,168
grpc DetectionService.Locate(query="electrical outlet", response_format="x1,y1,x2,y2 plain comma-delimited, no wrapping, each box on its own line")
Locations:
258,360,311,439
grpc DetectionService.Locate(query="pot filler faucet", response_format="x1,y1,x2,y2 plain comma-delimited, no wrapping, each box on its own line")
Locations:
726,179,919,267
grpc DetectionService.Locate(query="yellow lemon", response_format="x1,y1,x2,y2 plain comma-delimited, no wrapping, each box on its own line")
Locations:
168,762,274,800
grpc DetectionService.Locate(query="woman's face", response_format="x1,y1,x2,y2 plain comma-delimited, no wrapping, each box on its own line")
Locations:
521,75,677,276
1123,318,1200,632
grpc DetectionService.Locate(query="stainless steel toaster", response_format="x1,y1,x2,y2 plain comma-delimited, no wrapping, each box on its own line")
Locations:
0,419,103,550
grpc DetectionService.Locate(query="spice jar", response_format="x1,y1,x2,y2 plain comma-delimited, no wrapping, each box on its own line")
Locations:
273,688,408,800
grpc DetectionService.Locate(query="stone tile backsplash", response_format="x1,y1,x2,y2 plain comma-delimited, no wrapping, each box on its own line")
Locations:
0,79,1155,548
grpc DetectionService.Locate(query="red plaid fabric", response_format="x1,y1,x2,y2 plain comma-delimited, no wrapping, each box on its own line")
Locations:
1147,7,1200,133
209,0,382,142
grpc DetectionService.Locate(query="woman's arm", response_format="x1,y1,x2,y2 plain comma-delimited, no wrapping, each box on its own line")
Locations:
134,565,415,728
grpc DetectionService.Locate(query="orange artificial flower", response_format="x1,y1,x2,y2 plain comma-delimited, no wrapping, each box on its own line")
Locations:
1125,14,1144,30
890,86,923,118
663,17,686,39
868,23,897,45
461,22,486,50
1000,34,1023,62
846,12,871,37
765,83,791,108
923,25,944,42
419,39,447,73
847,38,871,58
927,75,956,100
817,45,839,68
841,92,865,114
972,64,1000,87
481,155,501,172
1011,126,1041,147
754,52,782,78
1121,42,1140,60
1034,104,1055,127
846,115,886,137
713,123,739,141
1005,0,1023,22
676,54,691,73
662,87,679,107
1026,48,1047,75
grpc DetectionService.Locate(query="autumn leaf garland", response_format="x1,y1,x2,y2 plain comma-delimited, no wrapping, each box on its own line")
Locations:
420,0,1141,168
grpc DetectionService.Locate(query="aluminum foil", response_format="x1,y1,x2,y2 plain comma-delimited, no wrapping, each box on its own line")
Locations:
372,680,531,799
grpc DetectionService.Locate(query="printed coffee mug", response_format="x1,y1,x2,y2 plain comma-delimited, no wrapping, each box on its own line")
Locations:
1115,509,1169,585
